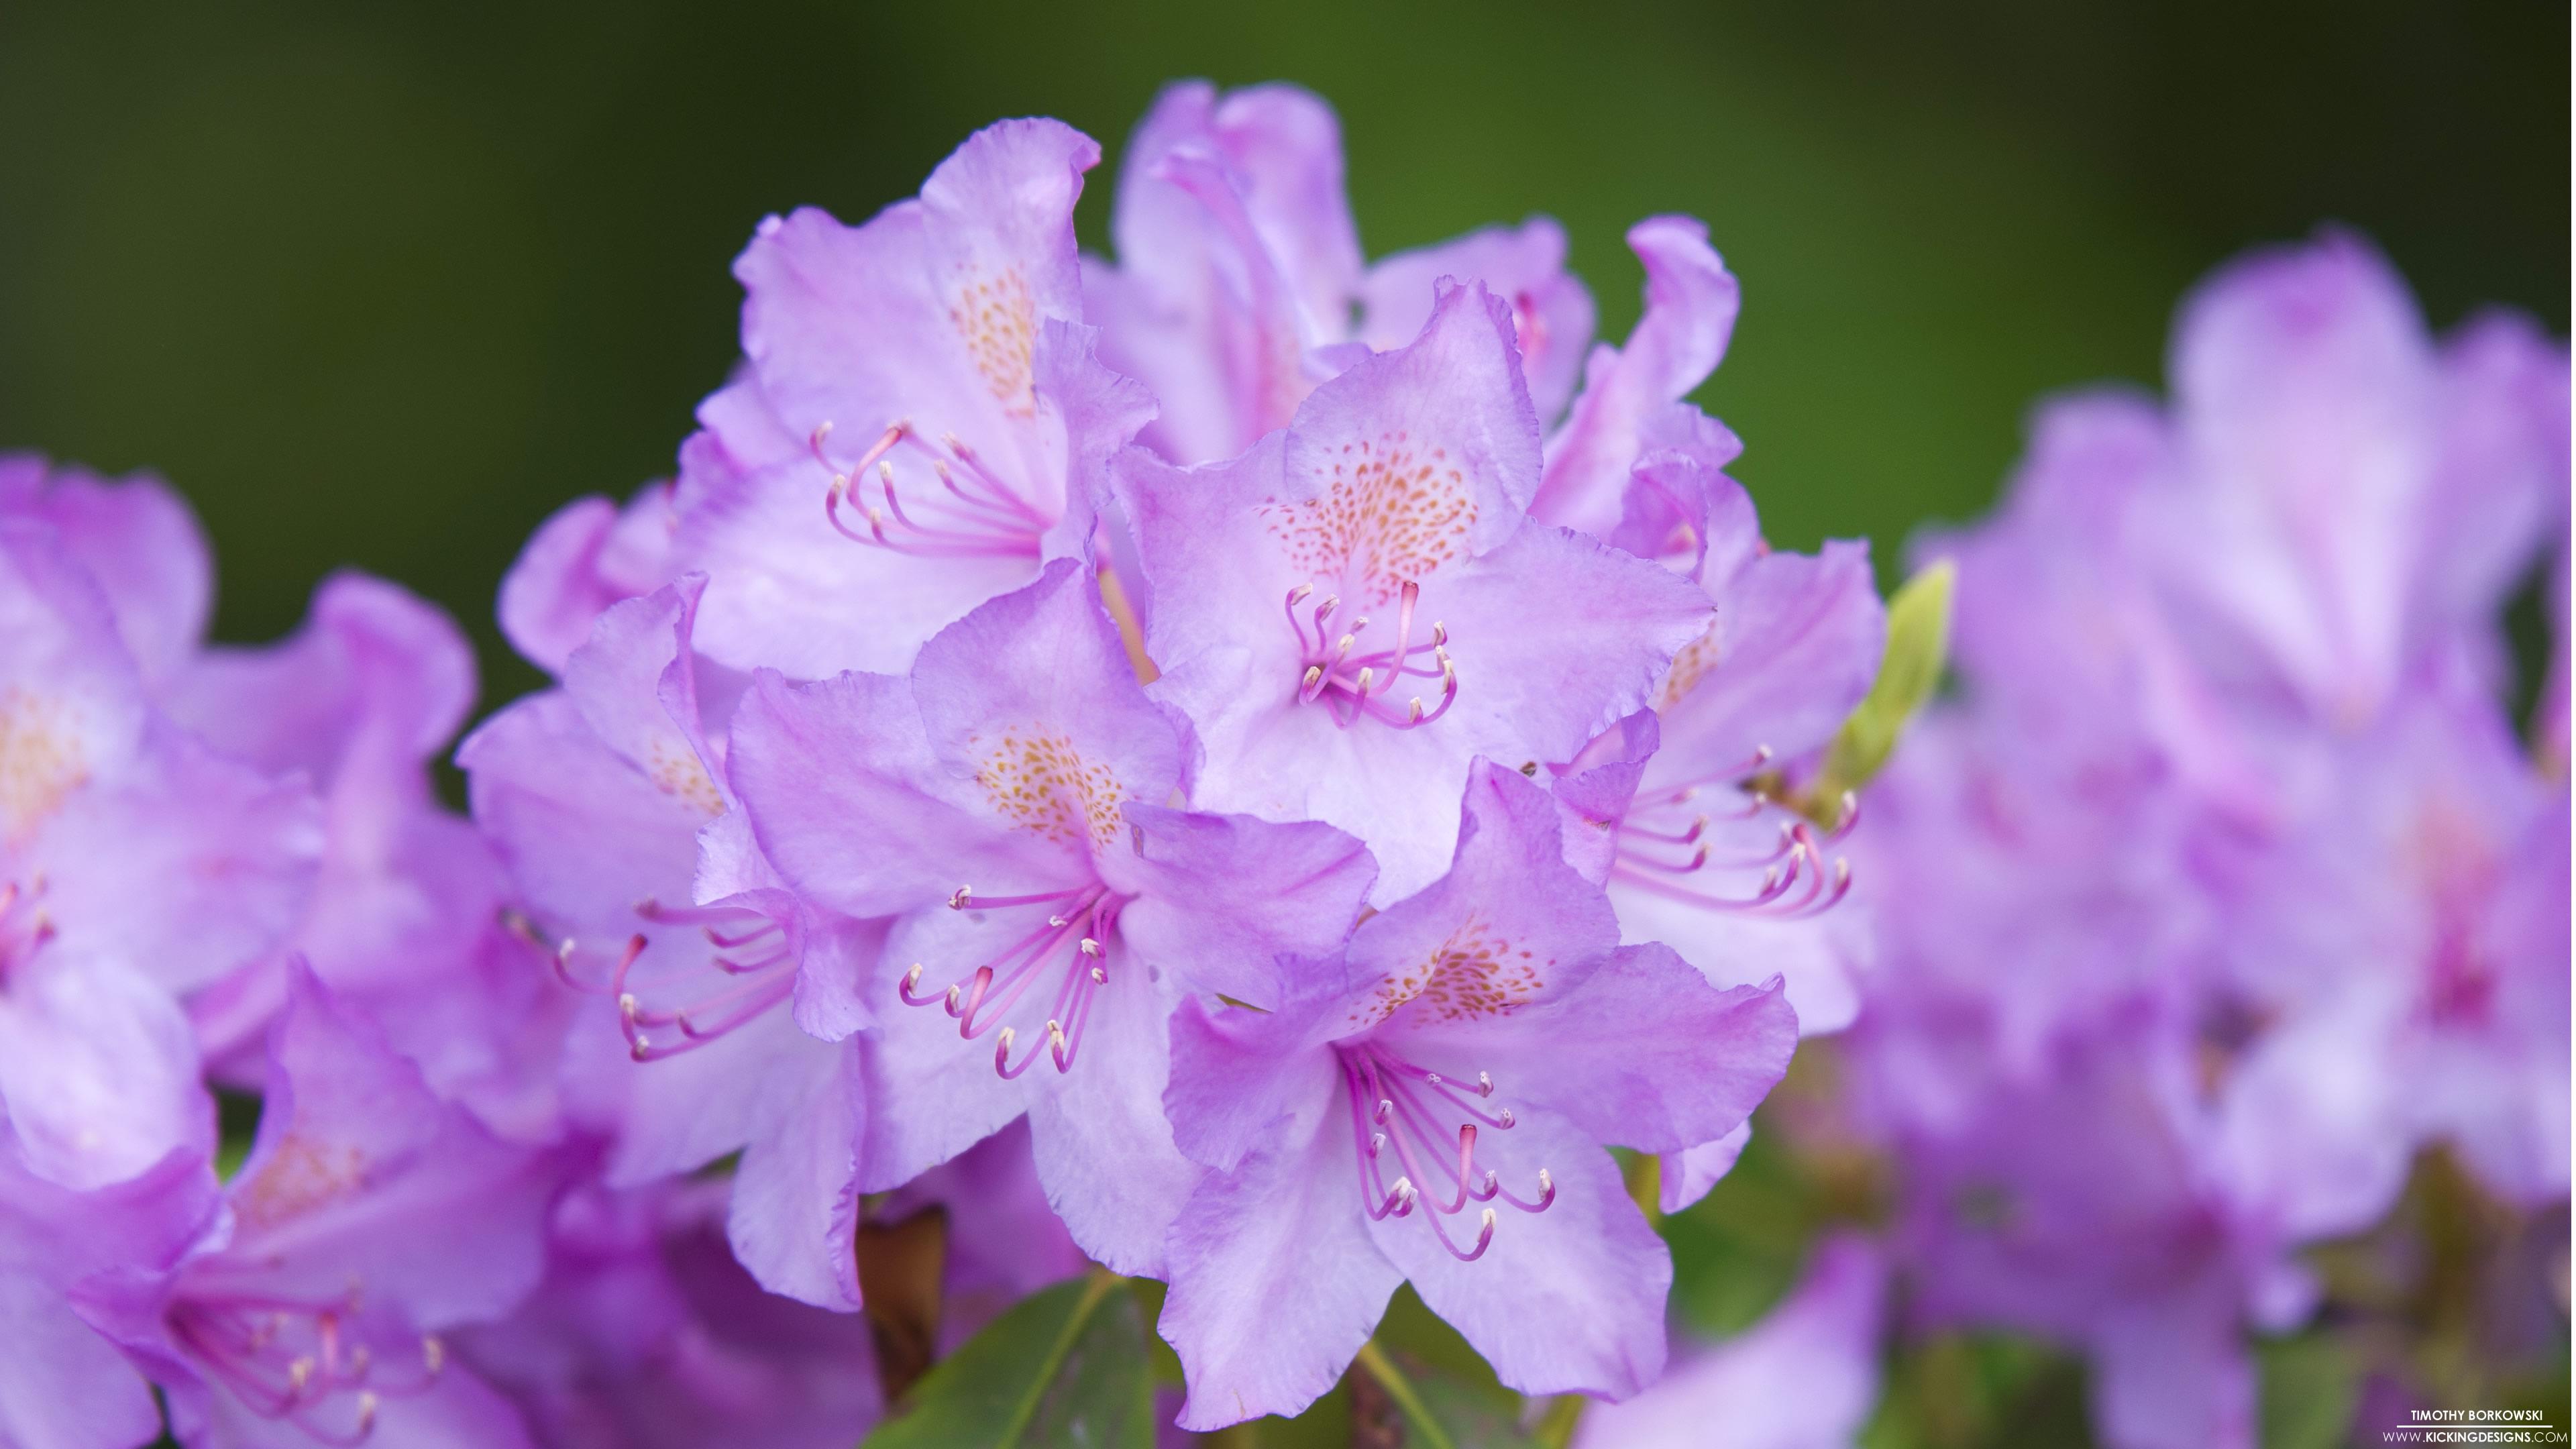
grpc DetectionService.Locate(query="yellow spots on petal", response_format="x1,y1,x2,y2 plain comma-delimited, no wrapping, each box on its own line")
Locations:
949,265,1037,415
0,687,87,841
1653,619,1725,710
645,739,724,818
1258,431,1477,606
1348,914,1548,1028
236,1133,368,1229
973,728,1124,849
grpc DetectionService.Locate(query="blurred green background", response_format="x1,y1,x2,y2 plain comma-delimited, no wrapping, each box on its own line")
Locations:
0,0,2563,714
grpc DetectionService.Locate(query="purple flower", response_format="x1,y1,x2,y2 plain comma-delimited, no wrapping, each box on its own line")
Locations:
1118,280,1711,901
667,119,1154,680
72,967,564,1449
453,1179,883,1449
462,578,879,1310
727,558,1379,1276
1552,455,1885,1038
1570,1233,1886,1449
1529,219,1742,541
1871,1014,2302,1449
0,521,319,1189
1155,762,1794,1427
2212,667,2569,1212
2139,231,2567,732
0,1138,220,1449
162,574,557,1128
0,453,211,683
1087,82,1595,466
500,482,678,676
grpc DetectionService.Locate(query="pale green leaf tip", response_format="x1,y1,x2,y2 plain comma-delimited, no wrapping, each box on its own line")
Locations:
1813,559,1956,807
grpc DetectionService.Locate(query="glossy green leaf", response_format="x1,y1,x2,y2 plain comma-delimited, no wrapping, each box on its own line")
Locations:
862,1271,1153,1449
1813,560,1955,809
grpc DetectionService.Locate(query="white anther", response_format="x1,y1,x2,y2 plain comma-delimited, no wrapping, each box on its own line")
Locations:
1046,1019,1065,1043
1089,966,1107,984
1301,665,1324,690
1354,666,1375,694
1375,1099,1393,1124
288,1357,315,1392
1370,1131,1387,1157
629,1035,652,1061
1477,1071,1494,1096
1048,914,1068,927
1319,594,1340,617
616,993,639,1022
949,885,973,909
945,984,963,1012
904,963,924,990
1538,1167,1554,1192
1334,633,1356,659
1407,698,1425,723
1289,584,1313,604
1426,1073,1442,1085
1497,1108,1516,1128
1079,937,1102,957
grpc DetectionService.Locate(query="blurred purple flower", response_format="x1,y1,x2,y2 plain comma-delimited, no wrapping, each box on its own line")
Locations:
73,968,564,1449
1572,1233,1886,1449
453,1179,883,1449
0,519,319,1189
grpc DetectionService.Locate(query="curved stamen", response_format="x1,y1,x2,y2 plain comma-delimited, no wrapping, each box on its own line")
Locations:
812,419,1051,559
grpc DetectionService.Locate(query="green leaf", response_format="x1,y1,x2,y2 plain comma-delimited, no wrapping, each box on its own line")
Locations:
1812,559,1955,809
2257,1332,2357,1449
1662,1125,1816,1337
861,1271,1153,1449
1359,1288,1546,1449
213,1088,262,1182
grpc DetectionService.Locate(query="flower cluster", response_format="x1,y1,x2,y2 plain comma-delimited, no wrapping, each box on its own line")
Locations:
1583,233,2569,1449
0,83,1907,1446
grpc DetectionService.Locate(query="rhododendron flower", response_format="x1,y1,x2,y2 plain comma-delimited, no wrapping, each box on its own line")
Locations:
453,1179,885,1449
1156,763,1794,1427
1571,1234,1886,1449
2136,233,2567,731
72,969,562,1449
0,521,318,1189
667,119,1153,680
1118,281,1710,901
463,578,880,1309
499,481,678,676
164,575,556,1125
0,454,211,683
1088,81,1594,466
1554,455,1884,1036
0,1138,220,1449
1529,218,1742,541
729,559,1378,1275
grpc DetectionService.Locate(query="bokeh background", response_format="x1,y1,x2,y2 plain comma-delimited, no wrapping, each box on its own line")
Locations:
0,0,2565,721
